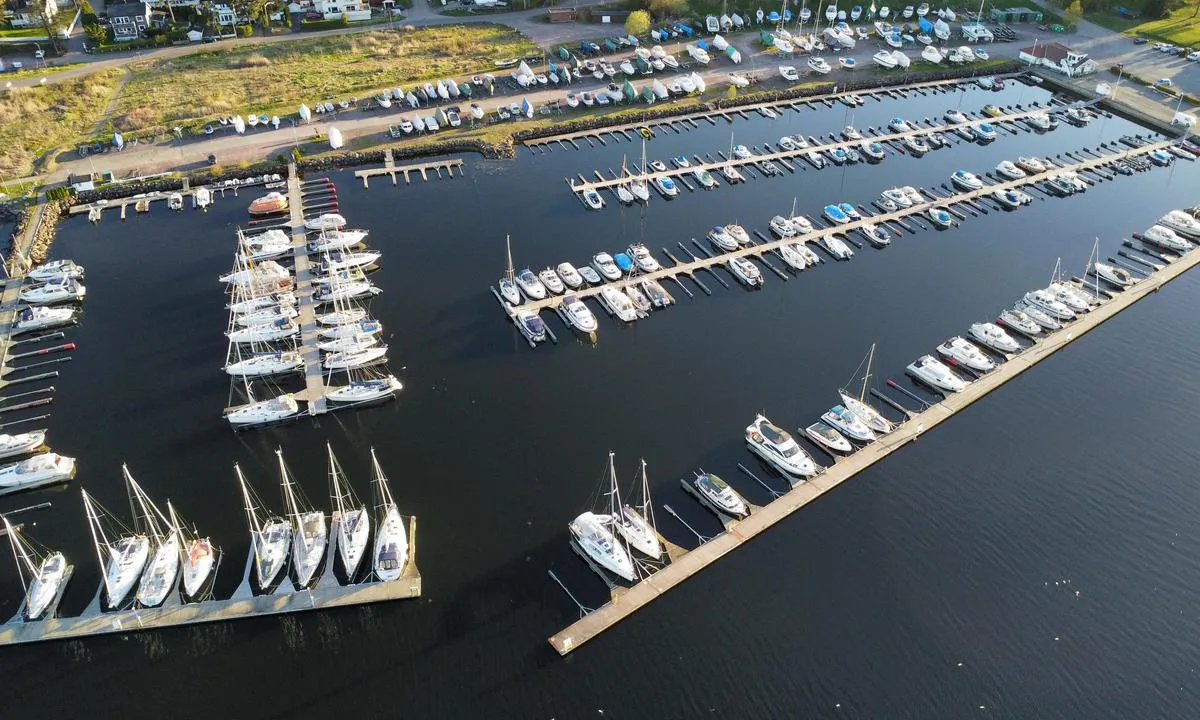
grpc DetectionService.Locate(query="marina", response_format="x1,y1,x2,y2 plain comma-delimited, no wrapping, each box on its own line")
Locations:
353,151,464,187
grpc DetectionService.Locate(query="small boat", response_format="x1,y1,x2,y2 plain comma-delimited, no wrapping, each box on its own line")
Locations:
873,50,899,69
842,125,862,141
248,192,288,216
822,405,875,443
538,268,565,295
593,253,621,281
1026,113,1053,131
516,268,547,300
881,188,912,208
937,336,995,372
721,166,745,183
708,226,738,252
840,57,857,69
1158,210,1200,239
770,215,797,238
1017,302,1061,331
0,430,46,460
969,322,1021,354
641,279,673,307
822,235,854,260
1049,282,1094,312
582,189,605,210
805,422,853,454
305,213,346,231
975,123,998,142
859,223,891,247
625,284,652,314
577,266,602,285
997,308,1043,336
746,414,816,477
993,189,1025,209
515,309,548,344
693,169,718,189
780,65,799,81
693,472,748,519
0,452,75,496
19,279,86,305
29,259,84,283
1023,290,1075,320
907,355,968,393
808,57,832,74
926,207,953,228
11,305,76,334
1093,262,1133,288
951,170,984,191
728,256,764,287
902,135,929,154
922,45,944,63
889,117,913,133
777,243,809,271
732,144,753,160
824,204,851,224
943,109,968,124
996,160,1027,179
672,155,691,169
1140,225,1191,252
627,244,661,272
556,262,584,289
1017,156,1048,173
652,176,679,197
600,286,638,323
563,295,598,333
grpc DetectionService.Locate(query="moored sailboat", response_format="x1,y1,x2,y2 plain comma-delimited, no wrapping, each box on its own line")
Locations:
82,488,150,611
370,449,409,582
327,444,370,579
2,513,70,621
278,449,327,589
236,463,291,593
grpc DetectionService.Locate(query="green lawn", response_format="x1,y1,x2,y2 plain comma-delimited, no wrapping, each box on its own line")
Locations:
0,27,48,38
1086,5,1200,46
3,63,85,81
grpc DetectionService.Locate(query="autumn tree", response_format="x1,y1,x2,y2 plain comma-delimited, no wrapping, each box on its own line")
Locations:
625,9,651,36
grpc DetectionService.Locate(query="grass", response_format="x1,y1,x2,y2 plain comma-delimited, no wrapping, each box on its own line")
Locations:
0,68,124,180
103,25,538,137
1084,3,1200,46
2,63,85,81
0,27,48,38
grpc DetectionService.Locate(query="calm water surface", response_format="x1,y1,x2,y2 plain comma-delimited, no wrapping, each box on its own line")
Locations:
1,83,1199,718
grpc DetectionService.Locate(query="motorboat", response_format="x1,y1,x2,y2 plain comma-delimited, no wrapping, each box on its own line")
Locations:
924,131,946,149
969,322,1021,354
224,351,303,378
808,57,832,74
1093,262,1133,288
577,266,602,285
937,336,995,372
1048,282,1095,312
906,355,968,393
672,155,691,169
1016,156,1048,173
777,243,809,271
954,124,977,141
0,430,46,461
873,50,899,69
569,511,635,581
943,109,968,124
821,405,875,443
693,169,718,188
563,295,598,333
19,279,86,305
889,117,913,133
1026,113,1053,131
746,414,816,477
824,204,851,224
804,422,853,454
227,318,299,343
515,268,547,300
732,144,753,160
593,253,621,281
28,259,83,282
927,207,953,228
902,135,929,154
728,73,750,87
305,213,346,232
770,216,797,238
881,188,912,208
1141,224,1191,252
839,203,860,221
840,57,857,70
728,256,764,287
599,286,638,322
721,166,745,183
652,176,679,197
538,268,566,295
791,215,814,235
842,125,862,141
625,284,652,314
692,472,748,519
641,279,673,307
901,186,924,205
628,244,661,272
515,309,548,344
582,189,605,210
1016,302,1061,331
827,147,849,165
11,305,76,334
975,122,998,141
1023,290,1075,320
708,226,738,252
780,65,799,81
725,225,751,246
248,192,288,216
821,235,855,260
0,451,74,495
922,45,944,63
859,223,891,247
308,229,368,254
1158,210,1200,239
993,189,1025,209
997,308,1043,336
856,140,884,162
996,160,1027,179
951,170,984,191
556,262,584,289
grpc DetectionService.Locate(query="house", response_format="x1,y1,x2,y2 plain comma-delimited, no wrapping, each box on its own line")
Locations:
5,0,58,29
313,0,371,21
1019,41,1097,78
107,1,152,41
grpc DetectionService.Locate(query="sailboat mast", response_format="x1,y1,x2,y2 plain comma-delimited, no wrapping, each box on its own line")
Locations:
638,459,657,532
328,443,348,518
2,515,36,591
235,463,264,536
504,235,515,283
370,447,396,510
124,465,163,540
277,448,301,521
607,452,623,516
860,343,875,401
82,490,114,600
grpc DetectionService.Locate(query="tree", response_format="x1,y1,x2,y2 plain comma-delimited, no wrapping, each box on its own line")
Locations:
228,0,267,26
1064,0,1082,21
35,0,62,54
646,0,686,18
625,9,650,37
1144,0,1167,18
84,22,107,47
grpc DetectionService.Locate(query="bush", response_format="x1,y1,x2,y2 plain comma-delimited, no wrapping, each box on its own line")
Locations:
298,17,350,30
167,28,188,41
46,186,72,201
84,23,106,46
235,24,254,37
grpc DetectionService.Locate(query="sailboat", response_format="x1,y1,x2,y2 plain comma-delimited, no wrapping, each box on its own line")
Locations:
124,465,181,608
327,444,370,579
370,448,409,582
629,139,651,203
498,235,521,305
2,513,70,621
169,502,218,602
569,453,637,582
277,449,327,589
838,344,896,435
612,458,662,560
82,488,151,611
235,462,292,593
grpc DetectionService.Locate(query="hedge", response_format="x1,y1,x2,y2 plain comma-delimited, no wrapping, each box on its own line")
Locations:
235,23,253,37
298,17,349,31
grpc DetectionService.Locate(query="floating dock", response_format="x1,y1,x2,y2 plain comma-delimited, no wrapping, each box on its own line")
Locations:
67,175,282,219
0,515,421,647
353,150,464,187
549,240,1200,656
287,165,328,415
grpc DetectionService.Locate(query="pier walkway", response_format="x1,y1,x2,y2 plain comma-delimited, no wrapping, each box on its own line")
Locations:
549,237,1200,656
517,140,1171,319
286,164,328,415
353,150,464,187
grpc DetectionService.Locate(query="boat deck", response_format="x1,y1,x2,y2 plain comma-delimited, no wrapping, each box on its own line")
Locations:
0,515,421,647
548,242,1200,655
353,150,464,187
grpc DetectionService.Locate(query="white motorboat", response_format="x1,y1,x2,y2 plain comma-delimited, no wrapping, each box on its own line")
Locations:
652,175,679,197
873,50,899,69
693,472,748,519
308,229,368,254
1158,210,1200,239
708,226,738,252
791,215,814,235
563,295,598,333
2,515,68,620
937,336,995,372
997,308,1043,336
1017,156,1048,173
0,429,46,460
627,244,660,272
225,351,303,378
577,265,602,285
821,405,875,443
570,511,636,581
859,223,891,247
515,309,548,344
824,204,851,224
28,259,83,282
993,189,1025,209
927,207,954,228
881,187,912,208
641,279,673,308
778,135,799,152
305,213,346,231
808,57,832,74
746,414,816,477
1016,302,1061,331
324,376,403,405
721,165,746,183
951,169,984,191
996,160,1027,179
725,224,751,246
1049,281,1095,312
0,451,74,495
592,253,620,282
1024,290,1075,321
888,117,913,133
804,422,853,454
693,168,718,188
556,262,584,289
906,355,968,392
732,144,753,160
902,135,929,154
1141,225,1191,252
1026,113,1053,130
969,322,1021,354
976,122,998,141
11,305,76,334
226,393,302,428
922,45,944,63
780,65,799,81
19,279,86,305
943,109,968,124
235,463,292,591
599,286,638,322
728,256,764,287
582,188,605,210
842,125,862,141
538,268,566,295
770,215,797,238
516,268,547,300
1093,262,1133,288
777,244,809,271
821,235,854,260
324,345,388,370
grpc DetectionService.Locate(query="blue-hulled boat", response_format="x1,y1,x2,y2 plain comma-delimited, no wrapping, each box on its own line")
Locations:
824,204,850,224
614,253,635,272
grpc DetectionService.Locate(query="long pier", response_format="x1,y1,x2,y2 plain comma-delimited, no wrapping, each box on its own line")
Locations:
518,139,1171,318
0,515,421,647
548,235,1200,656
352,150,463,187
67,174,282,218
287,165,328,415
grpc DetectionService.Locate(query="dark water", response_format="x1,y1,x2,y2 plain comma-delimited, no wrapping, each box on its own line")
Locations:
3,83,1200,718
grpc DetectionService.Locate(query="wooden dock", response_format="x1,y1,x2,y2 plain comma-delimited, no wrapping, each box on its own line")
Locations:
353,150,464,187
67,175,284,217
0,516,421,647
548,239,1200,656
518,140,1171,319
286,165,328,414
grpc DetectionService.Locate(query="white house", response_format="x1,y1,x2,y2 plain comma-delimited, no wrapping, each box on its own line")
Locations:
107,1,152,41
5,0,58,29
313,0,370,21
1019,41,1097,78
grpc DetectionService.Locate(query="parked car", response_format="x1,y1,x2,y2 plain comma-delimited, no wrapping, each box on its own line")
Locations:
1132,37,1148,45
1188,50,1200,62
1154,78,1174,90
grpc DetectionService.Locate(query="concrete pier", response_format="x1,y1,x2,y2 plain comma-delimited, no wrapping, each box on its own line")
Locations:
548,241,1200,656
286,165,328,415
353,152,464,187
